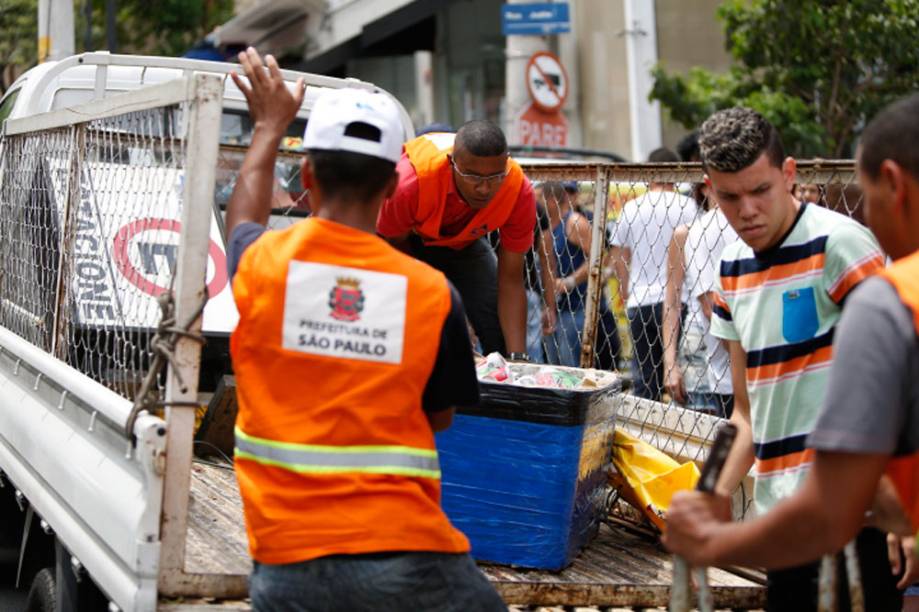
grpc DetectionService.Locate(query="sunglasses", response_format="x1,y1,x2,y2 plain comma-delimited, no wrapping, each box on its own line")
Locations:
448,155,507,187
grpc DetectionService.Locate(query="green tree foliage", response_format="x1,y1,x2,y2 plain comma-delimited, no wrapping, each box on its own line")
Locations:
0,0,234,92
650,0,919,157
0,0,38,89
78,0,234,59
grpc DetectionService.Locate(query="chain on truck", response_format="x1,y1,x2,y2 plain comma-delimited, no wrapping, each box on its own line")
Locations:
0,52,772,611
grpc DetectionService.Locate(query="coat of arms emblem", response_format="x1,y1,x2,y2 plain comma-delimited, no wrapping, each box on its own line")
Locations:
329,277,365,322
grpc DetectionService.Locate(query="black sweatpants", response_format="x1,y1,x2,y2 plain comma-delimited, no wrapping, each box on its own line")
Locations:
766,527,902,612
409,236,506,356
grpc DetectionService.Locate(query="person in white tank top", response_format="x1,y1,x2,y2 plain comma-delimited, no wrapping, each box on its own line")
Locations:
684,207,739,415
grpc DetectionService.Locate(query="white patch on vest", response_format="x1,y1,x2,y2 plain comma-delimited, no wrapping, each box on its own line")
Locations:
282,262,406,364
420,132,455,151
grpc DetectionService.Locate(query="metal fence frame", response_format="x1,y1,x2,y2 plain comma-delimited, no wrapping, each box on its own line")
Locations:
520,160,859,517
0,75,224,610
519,160,859,370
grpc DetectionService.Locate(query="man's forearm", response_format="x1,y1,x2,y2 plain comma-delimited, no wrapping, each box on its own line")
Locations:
662,232,686,373
569,261,589,287
716,410,755,495
710,493,836,567
717,341,755,493
662,300,680,373
662,278,682,374
610,248,630,300
665,451,889,569
226,125,285,235
498,274,527,354
709,452,888,568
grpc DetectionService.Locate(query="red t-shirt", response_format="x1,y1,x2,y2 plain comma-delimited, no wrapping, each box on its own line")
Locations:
377,153,536,253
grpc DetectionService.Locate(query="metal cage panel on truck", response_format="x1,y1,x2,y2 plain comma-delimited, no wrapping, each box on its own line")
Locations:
0,75,224,611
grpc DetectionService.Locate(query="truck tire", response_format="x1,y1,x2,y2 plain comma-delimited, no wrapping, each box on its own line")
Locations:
25,567,56,612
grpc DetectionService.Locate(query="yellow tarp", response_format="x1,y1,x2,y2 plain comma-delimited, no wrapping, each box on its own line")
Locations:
610,428,700,531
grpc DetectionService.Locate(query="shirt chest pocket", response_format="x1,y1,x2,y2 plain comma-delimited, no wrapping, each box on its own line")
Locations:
782,287,819,343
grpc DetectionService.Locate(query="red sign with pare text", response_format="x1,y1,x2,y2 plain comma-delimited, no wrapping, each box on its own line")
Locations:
517,103,569,147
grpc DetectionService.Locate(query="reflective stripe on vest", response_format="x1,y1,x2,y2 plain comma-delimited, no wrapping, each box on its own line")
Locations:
234,427,441,479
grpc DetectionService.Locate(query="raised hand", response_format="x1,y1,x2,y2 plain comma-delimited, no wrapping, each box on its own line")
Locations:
230,47,305,136
224,48,306,236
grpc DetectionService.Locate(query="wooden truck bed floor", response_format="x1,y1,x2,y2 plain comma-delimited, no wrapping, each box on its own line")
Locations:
162,461,765,610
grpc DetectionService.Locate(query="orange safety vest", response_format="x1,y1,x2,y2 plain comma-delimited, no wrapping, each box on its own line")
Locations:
230,217,470,564
403,132,525,248
879,250,919,534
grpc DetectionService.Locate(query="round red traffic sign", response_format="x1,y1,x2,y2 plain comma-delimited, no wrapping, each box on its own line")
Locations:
525,51,569,113
113,218,228,298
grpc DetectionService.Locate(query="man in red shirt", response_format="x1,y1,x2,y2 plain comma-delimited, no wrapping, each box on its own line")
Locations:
377,126,536,359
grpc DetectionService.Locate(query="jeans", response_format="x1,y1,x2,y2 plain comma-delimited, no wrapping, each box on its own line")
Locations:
525,289,545,363
410,236,505,355
687,392,734,419
250,551,507,612
546,308,584,367
546,306,621,369
627,303,665,401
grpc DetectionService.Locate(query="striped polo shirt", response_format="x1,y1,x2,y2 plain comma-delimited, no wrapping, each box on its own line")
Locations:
711,203,884,514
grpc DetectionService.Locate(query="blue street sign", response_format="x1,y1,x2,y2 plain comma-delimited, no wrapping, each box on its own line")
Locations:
501,3,571,36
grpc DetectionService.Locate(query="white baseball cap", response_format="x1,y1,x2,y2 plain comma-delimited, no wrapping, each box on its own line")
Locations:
302,88,404,163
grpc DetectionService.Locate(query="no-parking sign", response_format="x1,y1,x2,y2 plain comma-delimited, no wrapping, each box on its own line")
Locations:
517,51,569,146
526,51,568,113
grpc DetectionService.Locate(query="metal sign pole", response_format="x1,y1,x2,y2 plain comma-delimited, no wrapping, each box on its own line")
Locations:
579,165,610,368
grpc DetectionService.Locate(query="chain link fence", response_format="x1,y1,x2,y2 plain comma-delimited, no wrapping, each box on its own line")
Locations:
0,82,216,405
0,125,75,352
0,82,321,414
519,160,861,517
0,76,235,596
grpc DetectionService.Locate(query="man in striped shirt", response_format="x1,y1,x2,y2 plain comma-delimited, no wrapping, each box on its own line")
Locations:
696,107,897,610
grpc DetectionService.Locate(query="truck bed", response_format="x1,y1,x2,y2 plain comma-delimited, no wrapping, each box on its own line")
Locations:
161,461,765,610
481,524,765,609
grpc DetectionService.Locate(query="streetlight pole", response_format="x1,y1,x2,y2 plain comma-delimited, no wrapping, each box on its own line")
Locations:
106,0,118,53
38,0,75,63
84,0,93,51
622,0,662,161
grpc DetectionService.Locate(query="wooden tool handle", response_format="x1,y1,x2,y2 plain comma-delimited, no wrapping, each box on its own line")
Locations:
696,423,738,494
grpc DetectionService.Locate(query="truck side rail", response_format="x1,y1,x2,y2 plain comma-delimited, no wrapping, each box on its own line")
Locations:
21,51,415,140
0,325,167,611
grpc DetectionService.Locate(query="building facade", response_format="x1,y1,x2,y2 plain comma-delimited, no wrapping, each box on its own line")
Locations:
230,0,730,159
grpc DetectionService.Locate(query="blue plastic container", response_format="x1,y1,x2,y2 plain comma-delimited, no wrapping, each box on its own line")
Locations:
435,368,619,570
